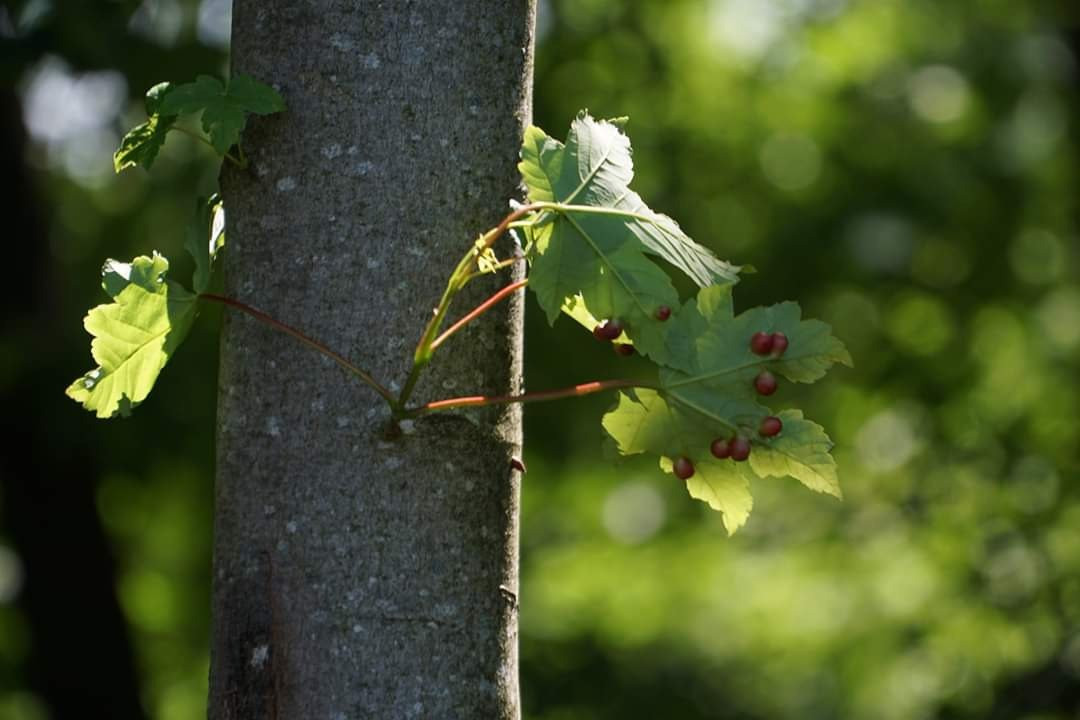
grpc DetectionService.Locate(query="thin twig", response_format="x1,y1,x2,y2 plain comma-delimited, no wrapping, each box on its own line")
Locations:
430,279,528,351
199,293,396,405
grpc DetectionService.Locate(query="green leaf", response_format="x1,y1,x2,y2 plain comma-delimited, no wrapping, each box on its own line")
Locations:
519,113,740,285
159,74,284,155
660,284,853,381
67,253,198,418
599,284,850,532
519,113,742,362
186,194,225,294
660,456,755,535
114,82,177,172
748,409,842,498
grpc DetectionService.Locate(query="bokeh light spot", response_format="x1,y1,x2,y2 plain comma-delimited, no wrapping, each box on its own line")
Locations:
759,132,822,191
1009,228,1066,285
907,65,971,124
1036,286,1080,351
846,213,913,274
602,481,666,544
855,408,920,473
886,292,954,356
910,238,971,288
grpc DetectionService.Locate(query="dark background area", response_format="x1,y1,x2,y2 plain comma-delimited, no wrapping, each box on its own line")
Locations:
1,1,1078,718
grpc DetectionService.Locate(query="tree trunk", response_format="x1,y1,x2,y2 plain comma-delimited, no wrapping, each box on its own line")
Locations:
210,3,535,718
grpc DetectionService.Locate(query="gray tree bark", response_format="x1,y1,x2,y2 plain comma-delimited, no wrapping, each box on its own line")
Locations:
210,3,535,718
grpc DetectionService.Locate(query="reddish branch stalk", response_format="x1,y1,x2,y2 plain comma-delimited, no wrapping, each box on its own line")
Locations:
408,378,652,415
398,203,544,410
430,279,528,351
199,293,397,405
199,291,651,421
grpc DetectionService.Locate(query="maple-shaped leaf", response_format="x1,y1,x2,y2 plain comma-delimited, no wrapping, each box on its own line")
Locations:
114,82,177,172
518,113,739,363
67,253,198,418
158,74,284,154
660,283,852,382
601,389,755,534
600,284,850,532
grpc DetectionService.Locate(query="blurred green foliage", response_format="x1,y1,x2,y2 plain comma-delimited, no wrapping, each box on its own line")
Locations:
2,0,1078,718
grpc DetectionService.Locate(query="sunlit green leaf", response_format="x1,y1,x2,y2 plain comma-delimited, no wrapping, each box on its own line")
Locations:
748,409,841,498
600,284,849,531
114,82,177,172
520,113,737,362
67,253,198,418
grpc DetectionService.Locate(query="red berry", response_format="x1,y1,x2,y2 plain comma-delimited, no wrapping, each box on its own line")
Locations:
673,456,695,479
655,305,672,321
759,416,783,437
592,325,608,341
710,438,732,459
730,436,751,461
754,370,778,396
595,319,623,341
613,343,635,356
750,331,774,355
770,332,788,356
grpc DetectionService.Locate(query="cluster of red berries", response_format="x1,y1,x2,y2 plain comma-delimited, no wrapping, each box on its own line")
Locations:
671,415,783,479
671,329,792,480
592,306,671,357
750,330,788,357
750,330,788,396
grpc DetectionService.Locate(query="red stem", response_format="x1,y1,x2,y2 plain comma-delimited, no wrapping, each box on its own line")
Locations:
410,378,651,415
430,279,528,351
199,293,397,405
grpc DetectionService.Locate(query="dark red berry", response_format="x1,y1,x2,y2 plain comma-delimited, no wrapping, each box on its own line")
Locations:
673,456,695,479
730,436,751,461
750,331,774,355
655,305,672,321
710,438,732,459
770,332,789,356
595,319,623,341
613,343,635,356
759,416,783,437
754,370,778,396
593,324,608,341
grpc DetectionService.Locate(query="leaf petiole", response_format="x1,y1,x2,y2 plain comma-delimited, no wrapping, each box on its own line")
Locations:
405,378,655,417
172,125,247,168
396,203,544,412
430,279,528,352
198,293,396,404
